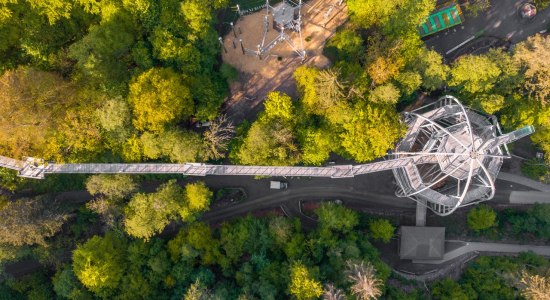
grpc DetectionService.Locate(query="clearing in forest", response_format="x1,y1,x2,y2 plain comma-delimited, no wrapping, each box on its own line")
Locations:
221,0,348,123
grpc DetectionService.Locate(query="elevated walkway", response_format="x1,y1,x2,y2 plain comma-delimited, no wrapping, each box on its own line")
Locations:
3,154,437,180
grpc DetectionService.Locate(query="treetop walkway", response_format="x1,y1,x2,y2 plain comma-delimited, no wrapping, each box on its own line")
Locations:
0,96,535,216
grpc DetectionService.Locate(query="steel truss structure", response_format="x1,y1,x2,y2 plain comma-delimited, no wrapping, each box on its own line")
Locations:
236,0,306,60
0,96,534,216
392,96,533,215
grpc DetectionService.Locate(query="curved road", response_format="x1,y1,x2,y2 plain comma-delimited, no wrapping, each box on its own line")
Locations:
198,166,540,224
202,185,415,223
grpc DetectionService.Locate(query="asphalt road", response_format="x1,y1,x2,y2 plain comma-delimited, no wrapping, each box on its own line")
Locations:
426,0,550,58
197,168,537,224
199,171,415,223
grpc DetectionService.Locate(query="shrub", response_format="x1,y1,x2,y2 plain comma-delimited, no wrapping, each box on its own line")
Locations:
368,219,395,243
467,204,497,232
521,159,549,182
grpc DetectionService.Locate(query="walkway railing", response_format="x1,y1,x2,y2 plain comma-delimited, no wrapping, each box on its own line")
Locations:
6,154,435,179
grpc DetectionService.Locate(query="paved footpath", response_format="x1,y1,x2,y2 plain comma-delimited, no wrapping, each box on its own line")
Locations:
415,241,550,264
426,0,550,58
497,171,550,192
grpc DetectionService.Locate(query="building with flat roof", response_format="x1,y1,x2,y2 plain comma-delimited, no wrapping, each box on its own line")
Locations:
399,226,445,260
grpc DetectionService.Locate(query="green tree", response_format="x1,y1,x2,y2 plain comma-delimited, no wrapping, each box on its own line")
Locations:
467,204,497,232
299,124,336,166
382,0,435,38
368,83,401,104
150,27,201,73
394,71,422,95
262,91,294,121
324,29,364,63
449,54,501,94
294,66,352,123
128,68,194,132
85,174,137,199
95,98,131,133
154,129,206,163
340,103,405,162
514,34,550,105
124,180,184,240
140,129,206,163
289,262,323,300
5,271,56,300
25,0,72,24
235,93,300,166
181,181,213,220
414,49,449,91
347,0,398,28
68,10,137,90
315,202,359,233
168,222,220,265
295,66,320,115
52,265,92,300
476,94,506,114
368,219,395,243
72,233,127,296
431,278,473,300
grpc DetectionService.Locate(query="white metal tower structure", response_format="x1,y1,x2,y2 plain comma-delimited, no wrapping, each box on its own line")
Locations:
391,96,533,215
235,0,306,60
0,96,535,216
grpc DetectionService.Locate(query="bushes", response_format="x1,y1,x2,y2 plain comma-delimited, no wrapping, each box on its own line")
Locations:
431,253,550,300
504,204,550,240
63,213,389,299
431,278,474,300
521,159,549,182
368,219,395,243
467,204,497,232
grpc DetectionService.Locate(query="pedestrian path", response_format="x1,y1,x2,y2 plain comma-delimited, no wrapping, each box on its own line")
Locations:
509,191,550,204
414,241,550,264
498,172,550,192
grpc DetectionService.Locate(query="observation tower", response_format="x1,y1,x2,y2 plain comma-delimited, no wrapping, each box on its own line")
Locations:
391,96,532,215
0,96,534,216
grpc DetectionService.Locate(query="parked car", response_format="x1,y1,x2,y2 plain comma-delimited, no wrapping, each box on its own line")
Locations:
270,181,288,190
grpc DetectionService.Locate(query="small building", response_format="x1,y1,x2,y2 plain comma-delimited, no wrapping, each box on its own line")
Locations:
399,226,445,260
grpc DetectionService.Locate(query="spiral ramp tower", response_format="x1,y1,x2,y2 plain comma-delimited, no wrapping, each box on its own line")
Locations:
392,96,534,216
